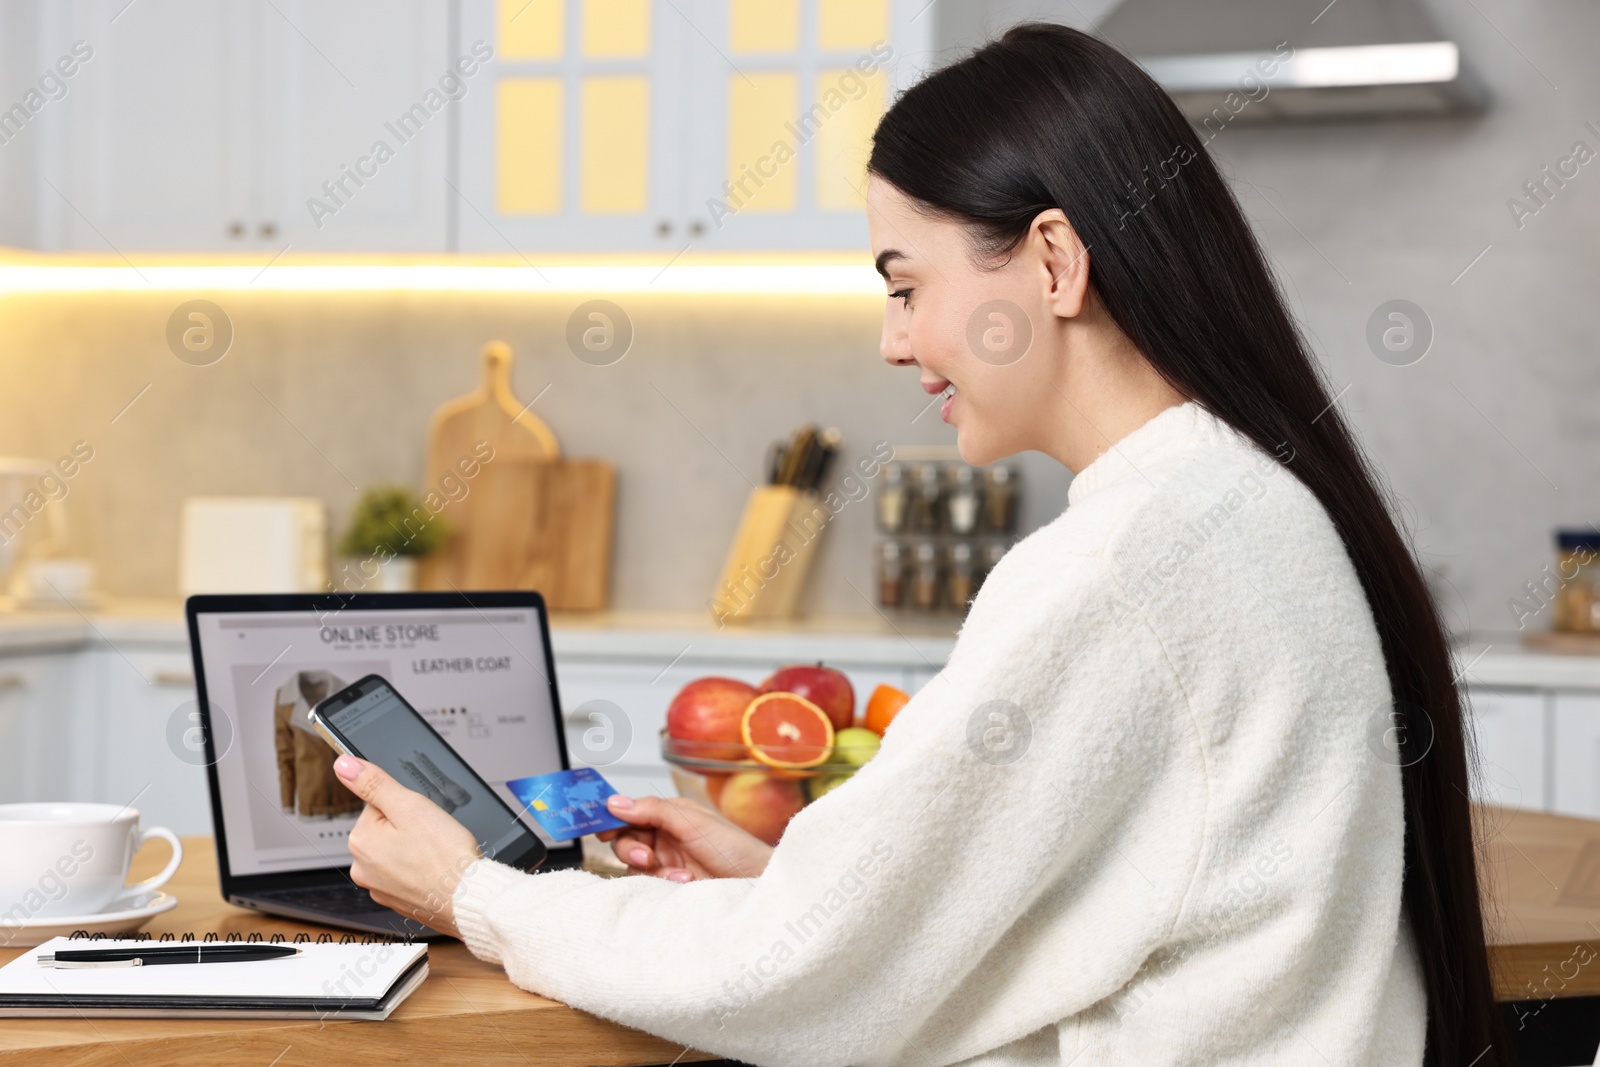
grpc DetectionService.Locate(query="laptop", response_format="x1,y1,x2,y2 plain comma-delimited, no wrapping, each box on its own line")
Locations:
185,591,585,937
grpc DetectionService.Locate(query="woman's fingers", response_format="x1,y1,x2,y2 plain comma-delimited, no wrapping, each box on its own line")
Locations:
606,794,709,844
608,829,656,869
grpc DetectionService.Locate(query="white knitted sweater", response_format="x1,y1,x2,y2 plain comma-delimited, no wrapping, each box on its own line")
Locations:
454,403,1426,1066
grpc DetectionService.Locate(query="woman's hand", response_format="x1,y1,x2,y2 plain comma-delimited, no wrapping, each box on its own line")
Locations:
337,755,482,939
596,794,773,883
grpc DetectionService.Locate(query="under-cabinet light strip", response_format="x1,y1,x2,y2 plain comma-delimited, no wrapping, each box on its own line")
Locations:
0,263,886,295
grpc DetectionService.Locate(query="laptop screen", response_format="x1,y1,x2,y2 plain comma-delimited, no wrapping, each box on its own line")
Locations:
191,604,565,877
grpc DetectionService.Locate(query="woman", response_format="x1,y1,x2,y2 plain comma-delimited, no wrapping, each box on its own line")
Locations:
340,24,1502,1066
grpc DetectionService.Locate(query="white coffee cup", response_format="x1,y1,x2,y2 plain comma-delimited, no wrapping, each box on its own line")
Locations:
0,803,183,921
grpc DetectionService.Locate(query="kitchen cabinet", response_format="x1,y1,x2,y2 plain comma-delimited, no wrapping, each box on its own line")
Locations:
455,0,933,253
456,0,689,253
0,652,82,806
8,0,934,253
1552,692,1600,820
32,0,452,252
1463,688,1548,811
90,646,210,836
39,0,252,252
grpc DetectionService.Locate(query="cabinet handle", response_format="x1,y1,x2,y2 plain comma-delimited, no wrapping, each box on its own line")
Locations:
0,672,26,692
259,221,277,239
655,220,673,238
151,669,194,687
227,220,245,239
688,220,706,237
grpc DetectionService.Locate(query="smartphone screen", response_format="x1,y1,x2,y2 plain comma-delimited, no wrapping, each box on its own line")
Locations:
313,674,547,871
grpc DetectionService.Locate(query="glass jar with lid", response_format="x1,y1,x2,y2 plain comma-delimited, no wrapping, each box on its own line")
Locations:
908,464,944,534
1553,530,1600,632
982,464,1018,533
945,465,982,536
910,540,942,612
875,540,908,609
876,462,908,534
947,541,977,611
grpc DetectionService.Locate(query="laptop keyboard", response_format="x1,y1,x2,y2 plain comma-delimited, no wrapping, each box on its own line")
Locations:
262,882,390,916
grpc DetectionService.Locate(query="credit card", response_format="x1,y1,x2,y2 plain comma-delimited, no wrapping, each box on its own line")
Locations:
506,767,628,841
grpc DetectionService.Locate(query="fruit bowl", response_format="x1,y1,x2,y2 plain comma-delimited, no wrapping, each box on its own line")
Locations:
661,730,881,844
661,669,908,846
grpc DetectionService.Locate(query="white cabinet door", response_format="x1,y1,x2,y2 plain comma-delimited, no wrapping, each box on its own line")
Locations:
680,0,932,251
456,0,690,253
0,653,81,804
1553,692,1600,819
1464,688,1547,811
46,0,254,251
257,0,453,251
93,646,212,836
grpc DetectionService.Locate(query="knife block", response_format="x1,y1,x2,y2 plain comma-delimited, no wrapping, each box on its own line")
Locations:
709,485,831,625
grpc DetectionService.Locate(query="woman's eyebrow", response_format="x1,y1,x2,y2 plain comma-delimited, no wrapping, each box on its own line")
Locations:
874,250,907,279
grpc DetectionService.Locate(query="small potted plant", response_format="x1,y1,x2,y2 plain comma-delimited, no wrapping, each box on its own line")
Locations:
337,485,448,592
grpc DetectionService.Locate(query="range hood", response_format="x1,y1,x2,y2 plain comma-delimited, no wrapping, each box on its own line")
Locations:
1097,0,1485,121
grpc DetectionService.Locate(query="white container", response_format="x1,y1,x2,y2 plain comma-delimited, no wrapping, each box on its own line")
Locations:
373,556,418,592
179,497,327,596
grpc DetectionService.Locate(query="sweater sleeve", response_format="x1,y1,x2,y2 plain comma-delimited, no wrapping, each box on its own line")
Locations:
453,547,1208,1067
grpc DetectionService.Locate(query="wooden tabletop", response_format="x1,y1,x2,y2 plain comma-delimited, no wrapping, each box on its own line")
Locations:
1480,804,1600,1001
0,838,718,1067
4,806,1598,1061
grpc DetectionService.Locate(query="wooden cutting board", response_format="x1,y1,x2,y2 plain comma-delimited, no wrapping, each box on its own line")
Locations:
418,341,615,610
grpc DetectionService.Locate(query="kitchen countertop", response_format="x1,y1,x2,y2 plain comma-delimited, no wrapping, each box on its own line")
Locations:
0,599,961,667
5,602,1600,687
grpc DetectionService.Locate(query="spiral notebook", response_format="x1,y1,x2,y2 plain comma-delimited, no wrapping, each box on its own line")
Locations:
0,933,428,1019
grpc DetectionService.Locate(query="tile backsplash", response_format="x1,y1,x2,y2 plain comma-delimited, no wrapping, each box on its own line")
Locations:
0,289,1071,617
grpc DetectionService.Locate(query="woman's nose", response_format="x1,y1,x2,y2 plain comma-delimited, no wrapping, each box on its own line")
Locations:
881,327,914,366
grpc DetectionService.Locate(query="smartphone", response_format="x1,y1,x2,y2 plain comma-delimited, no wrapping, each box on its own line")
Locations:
309,674,548,872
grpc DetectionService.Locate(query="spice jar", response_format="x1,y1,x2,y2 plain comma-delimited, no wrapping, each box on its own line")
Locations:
1553,530,1600,632
982,464,1018,533
908,464,943,533
945,465,982,536
977,540,1009,594
876,463,908,534
910,540,942,611
947,541,977,610
875,540,908,609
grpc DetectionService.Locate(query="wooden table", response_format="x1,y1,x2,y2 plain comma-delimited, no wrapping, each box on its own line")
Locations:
1481,804,1600,1002
0,838,719,1066
4,807,1599,1062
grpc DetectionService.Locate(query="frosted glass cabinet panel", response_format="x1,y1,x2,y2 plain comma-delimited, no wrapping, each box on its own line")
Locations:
457,0,687,252
456,0,933,253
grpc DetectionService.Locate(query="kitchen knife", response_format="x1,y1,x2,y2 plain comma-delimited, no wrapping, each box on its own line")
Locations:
766,441,787,485
777,425,818,487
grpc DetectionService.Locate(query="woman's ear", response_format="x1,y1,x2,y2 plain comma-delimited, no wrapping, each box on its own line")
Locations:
1031,209,1091,320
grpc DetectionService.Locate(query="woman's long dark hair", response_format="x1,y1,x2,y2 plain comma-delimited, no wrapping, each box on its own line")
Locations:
870,24,1501,1064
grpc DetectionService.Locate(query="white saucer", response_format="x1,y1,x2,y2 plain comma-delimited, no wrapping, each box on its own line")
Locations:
0,892,179,948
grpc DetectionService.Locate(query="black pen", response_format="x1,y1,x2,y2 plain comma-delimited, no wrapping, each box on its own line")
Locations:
37,944,302,969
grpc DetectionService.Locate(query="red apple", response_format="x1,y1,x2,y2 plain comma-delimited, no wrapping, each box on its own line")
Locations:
666,677,758,761
759,663,855,731
717,771,807,846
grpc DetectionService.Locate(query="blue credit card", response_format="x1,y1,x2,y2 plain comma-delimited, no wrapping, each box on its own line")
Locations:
506,767,628,841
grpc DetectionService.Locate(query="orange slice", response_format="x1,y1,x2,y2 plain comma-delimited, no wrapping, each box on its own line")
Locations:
863,684,911,736
741,692,834,769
